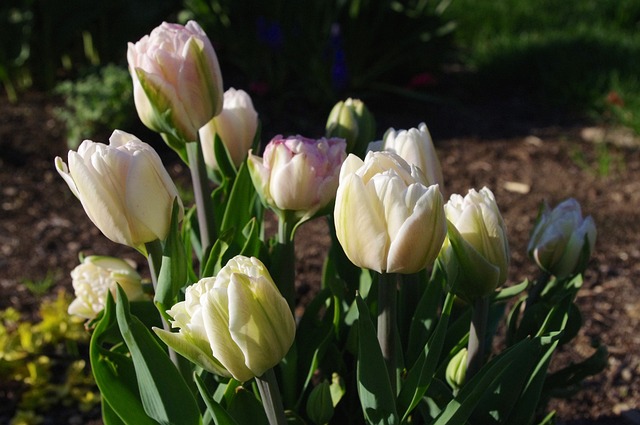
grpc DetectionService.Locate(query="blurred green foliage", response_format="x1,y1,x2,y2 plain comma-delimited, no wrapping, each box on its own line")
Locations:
444,0,640,131
0,0,181,99
0,291,99,424
53,64,134,149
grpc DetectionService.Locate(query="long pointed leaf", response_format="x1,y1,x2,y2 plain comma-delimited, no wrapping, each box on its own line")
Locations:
355,295,399,425
115,286,200,425
194,372,239,425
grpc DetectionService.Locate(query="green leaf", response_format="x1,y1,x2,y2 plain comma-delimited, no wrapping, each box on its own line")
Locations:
406,264,445,366
397,292,455,422
115,286,201,425
155,199,189,309
355,295,399,425
214,132,237,180
431,339,537,425
89,293,158,425
220,161,258,238
194,372,239,425
227,387,269,425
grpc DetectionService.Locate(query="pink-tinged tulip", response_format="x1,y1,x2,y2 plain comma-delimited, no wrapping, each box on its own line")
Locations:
68,256,144,320
155,256,296,382
248,135,347,222
334,151,446,274
369,122,443,188
528,198,596,279
127,20,223,143
440,187,510,301
199,88,258,170
55,130,183,250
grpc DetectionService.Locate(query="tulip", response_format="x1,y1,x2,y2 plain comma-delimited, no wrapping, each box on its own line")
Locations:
528,198,596,279
127,20,223,143
369,122,443,188
326,98,376,155
68,256,144,320
334,151,446,274
199,88,258,170
55,130,183,250
446,348,468,392
248,135,347,222
155,256,296,382
440,187,509,301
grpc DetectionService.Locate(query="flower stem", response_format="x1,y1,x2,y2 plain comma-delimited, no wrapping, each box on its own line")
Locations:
466,296,489,381
524,270,551,313
272,212,296,313
256,368,287,425
186,141,216,261
378,272,398,395
145,240,179,368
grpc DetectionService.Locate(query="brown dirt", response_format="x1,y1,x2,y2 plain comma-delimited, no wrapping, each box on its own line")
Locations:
1,91,639,424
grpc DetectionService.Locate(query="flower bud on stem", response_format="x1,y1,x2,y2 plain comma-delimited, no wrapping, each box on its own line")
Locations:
378,272,399,395
466,296,489,381
256,368,287,425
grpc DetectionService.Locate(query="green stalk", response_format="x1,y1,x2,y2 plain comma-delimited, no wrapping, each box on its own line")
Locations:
524,270,551,312
466,295,489,381
145,240,179,368
378,272,399,395
186,141,216,261
256,368,287,425
272,211,296,313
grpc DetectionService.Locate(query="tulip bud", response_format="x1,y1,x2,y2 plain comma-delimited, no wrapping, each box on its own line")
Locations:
369,122,444,188
55,130,184,250
446,348,468,392
68,256,144,320
155,256,296,382
248,135,347,222
199,88,258,170
326,98,376,155
306,381,334,425
440,187,510,301
127,20,224,143
334,151,447,274
528,198,596,279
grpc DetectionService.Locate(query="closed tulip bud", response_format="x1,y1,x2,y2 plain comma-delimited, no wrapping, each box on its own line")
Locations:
199,88,258,170
369,122,443,188
127,20,223,143
446,348,468,392
248,135,347,222
528,198,596,279
55,130,183,250
326,98,376,155
68,256,144,320
440,187,510,301
155,256,296,382
334,151,446,274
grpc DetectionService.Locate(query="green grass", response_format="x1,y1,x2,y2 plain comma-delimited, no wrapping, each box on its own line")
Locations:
443,0,640,131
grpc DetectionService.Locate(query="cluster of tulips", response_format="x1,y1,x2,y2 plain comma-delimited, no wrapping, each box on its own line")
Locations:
55,20,601,425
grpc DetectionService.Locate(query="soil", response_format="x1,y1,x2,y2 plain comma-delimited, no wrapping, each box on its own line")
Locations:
1,90,639,424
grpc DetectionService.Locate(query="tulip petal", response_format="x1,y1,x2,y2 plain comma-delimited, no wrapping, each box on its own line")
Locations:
154,328,231,378
203,288,255,382
387,185,446,273
227,274,295,377
334,173,389,272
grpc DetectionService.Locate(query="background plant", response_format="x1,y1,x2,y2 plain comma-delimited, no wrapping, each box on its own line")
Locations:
0,291,99,424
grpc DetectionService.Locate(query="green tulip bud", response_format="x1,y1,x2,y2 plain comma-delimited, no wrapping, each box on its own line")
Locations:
446,348,468,392
440,187,510,301
326,98,376,155
306,381,334,425
528,198,596,279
